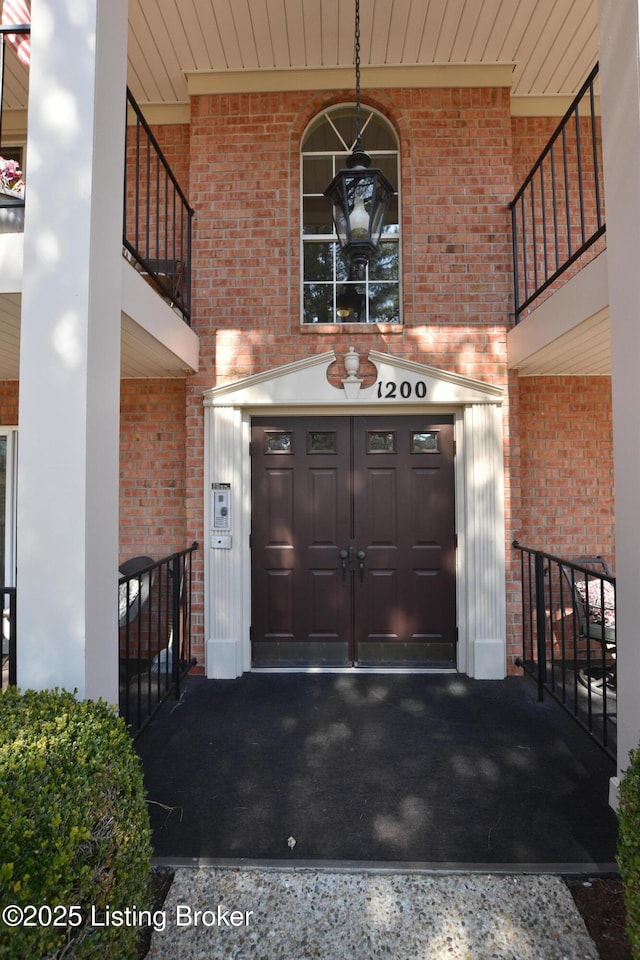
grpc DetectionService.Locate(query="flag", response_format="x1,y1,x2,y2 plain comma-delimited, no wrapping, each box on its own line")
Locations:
2,0,31,67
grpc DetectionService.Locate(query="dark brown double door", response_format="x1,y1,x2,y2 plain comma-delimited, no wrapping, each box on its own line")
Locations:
251,416,456,668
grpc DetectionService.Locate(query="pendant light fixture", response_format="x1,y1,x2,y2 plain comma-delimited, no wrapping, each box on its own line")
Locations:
323,0,395,282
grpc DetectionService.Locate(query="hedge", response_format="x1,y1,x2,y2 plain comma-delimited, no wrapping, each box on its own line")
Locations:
619,746,640,958
0,687,152,959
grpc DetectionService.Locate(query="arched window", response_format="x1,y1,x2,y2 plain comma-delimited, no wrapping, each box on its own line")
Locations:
301,105,400,324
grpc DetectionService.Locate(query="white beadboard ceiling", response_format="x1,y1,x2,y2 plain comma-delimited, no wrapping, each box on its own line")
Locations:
1,1,601,113
126,0,599,106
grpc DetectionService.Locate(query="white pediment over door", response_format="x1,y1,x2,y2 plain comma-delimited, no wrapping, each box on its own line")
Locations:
203,349,504,407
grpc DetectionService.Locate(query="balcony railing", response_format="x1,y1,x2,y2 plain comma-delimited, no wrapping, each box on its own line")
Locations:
513,541,616,760
2,541,197,734
119,542,198,738
510,63,606,321
0,24,29,223
124,89,194,324
1,585,16,689
1,34,193,322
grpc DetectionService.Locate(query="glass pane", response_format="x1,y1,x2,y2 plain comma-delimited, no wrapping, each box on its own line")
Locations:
265,432,293,454
371,154,398,188
369,241,399,280
303,283,333,324
304,243,335,282
412,432,439,454
303,155,333,194
336,283,364,322
335,252,349,282
308,432,336,454
368,431,395,453
368,283,400,324
303,196,333,235
362,114,397,151
304,115,346,151
0,437,6,584
382,196,400,235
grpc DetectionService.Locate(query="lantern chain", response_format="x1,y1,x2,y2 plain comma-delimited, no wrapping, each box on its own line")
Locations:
354,0,362,150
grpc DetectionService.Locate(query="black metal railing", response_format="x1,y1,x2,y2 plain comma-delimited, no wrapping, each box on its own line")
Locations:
510,63,605,321
123,88,194,324
119,542,198,738
513,541,616,760
1,585,16,689
0,24,29,216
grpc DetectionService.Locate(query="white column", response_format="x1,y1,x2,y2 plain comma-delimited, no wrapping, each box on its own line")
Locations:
462,403,506,679
597,0,640,799
205,405,251,678
16,0,128,700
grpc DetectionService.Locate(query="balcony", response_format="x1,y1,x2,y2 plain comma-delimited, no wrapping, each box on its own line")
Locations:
507,64,610,376
0,23,198,381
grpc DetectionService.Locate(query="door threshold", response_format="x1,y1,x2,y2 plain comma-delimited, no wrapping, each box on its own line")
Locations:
251,666,458,675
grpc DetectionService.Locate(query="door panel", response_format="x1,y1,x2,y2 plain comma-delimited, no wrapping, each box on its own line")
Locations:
251,415,456,667
252,418,351,665
354,416,456,665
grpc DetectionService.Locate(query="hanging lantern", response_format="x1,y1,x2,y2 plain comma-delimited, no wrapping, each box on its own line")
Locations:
323,0,395,282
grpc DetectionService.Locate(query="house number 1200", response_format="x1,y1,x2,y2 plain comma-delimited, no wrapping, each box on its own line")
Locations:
376,380,427,399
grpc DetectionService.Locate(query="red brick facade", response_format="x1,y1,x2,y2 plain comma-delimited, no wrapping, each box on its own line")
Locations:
0,382,18,425
516,375,615,562
1,86,616,676
119,379,187,564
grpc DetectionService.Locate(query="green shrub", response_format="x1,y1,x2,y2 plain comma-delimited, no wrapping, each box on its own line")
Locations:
619,746,640,958
0,687,152,959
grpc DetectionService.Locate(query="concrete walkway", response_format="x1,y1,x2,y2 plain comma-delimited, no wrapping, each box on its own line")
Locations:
146,866,599,959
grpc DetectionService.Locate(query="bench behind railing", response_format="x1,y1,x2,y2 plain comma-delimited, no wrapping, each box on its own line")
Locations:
512,540,616,760
119,542,198,738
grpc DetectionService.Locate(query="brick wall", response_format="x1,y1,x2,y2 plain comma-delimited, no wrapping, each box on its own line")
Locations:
2,380,188,567
516,376,615,562
119,379,187,564
0,382,18,424
189,87,514,381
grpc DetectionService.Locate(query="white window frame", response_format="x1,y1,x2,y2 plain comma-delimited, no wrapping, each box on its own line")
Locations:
0,427,18,587
301,104,401,326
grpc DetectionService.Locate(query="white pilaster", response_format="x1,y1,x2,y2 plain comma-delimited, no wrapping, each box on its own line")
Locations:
597,0,640,790
462,403,506,679
205,405,251,678
16,0,128,700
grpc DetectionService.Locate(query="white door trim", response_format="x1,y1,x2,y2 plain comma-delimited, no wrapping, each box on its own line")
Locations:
203,350,506,680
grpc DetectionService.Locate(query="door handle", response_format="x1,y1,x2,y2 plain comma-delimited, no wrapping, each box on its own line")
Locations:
338,548,349,582
356,548,366,584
